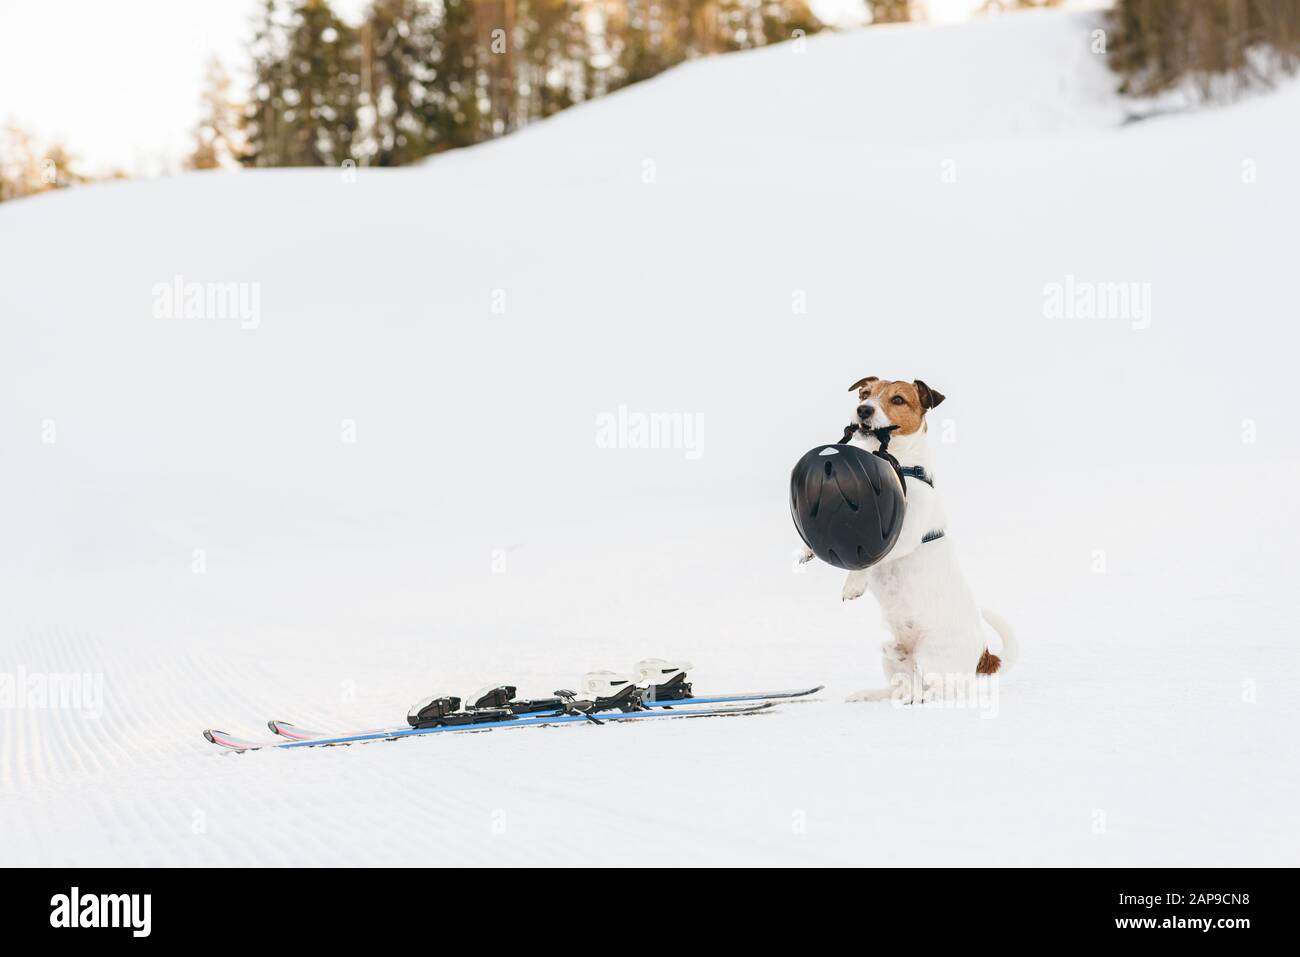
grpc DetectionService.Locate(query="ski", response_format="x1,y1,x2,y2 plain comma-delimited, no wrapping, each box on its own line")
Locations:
205,699,774,752
266,685,824,743
206,656,823,753
267,720,333,741
647,685,823,705
587,658,824,707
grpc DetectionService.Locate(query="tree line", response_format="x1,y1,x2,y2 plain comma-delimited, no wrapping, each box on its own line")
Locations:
1106,0,1300,96
8,1,1300,204
197,0,825,170
0,126,125,203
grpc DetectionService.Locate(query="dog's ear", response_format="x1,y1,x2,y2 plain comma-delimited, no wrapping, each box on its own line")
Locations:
914,379,945,411
847,376,879,393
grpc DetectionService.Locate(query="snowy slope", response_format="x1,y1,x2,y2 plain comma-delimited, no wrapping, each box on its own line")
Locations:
2,9,1298,866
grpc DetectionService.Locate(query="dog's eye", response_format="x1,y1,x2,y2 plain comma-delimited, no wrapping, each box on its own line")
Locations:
891,395,907,406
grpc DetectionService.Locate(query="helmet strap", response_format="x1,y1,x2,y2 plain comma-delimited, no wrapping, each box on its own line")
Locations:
867,425,906,496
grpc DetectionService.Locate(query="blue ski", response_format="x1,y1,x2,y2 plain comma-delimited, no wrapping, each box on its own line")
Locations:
264,685,824,745
205,699,775,752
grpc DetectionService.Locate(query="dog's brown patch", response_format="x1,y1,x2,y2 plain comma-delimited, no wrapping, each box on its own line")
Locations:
976,650,1001,675
848,377,946,436
880,382,926,434
914,379,946,411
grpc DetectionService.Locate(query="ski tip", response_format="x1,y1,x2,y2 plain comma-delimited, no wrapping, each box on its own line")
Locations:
268,720,329,741
204,729,245,749
203,729,263,751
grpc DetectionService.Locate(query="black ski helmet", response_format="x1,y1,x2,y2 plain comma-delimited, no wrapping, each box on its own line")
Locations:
790,444,905,570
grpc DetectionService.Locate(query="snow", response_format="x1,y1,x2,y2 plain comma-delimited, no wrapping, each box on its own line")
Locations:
2,8,1298,866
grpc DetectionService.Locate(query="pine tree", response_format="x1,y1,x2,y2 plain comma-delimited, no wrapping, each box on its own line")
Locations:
472,0,520,135
281,0,362,165
241,0,360,167
0,126,88,201
433,0,488,149
188,56,244,169
233,0,828,168
361,0,442,165
516,1,590,120
1107,0,1300,98
748,1,816,47
242,0,294,167
614,0,680,87
867,0,913,24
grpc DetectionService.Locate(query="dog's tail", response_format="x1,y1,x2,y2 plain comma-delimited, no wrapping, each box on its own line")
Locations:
977,607,1018,674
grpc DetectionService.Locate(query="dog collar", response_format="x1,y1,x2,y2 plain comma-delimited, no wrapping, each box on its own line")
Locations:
900,467,944,543
836,428,943,541
899,465,935,488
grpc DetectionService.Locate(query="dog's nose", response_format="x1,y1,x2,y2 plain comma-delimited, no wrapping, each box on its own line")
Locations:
857,404,875,421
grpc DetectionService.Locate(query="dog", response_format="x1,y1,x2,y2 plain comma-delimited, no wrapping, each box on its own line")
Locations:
798,376,1017,703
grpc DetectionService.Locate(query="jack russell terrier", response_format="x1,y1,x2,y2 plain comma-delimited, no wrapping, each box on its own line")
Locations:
798,376,1017,703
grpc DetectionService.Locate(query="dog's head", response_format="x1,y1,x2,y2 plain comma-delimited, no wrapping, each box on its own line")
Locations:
847,376,945,438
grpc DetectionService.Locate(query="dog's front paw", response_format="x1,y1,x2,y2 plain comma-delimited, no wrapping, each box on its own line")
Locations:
795,545,815,565
841,574,867,602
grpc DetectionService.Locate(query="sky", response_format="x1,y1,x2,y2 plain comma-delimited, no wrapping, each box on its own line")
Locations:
0,0,986,175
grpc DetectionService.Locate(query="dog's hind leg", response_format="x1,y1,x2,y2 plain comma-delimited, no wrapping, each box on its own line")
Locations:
847,641,917,703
